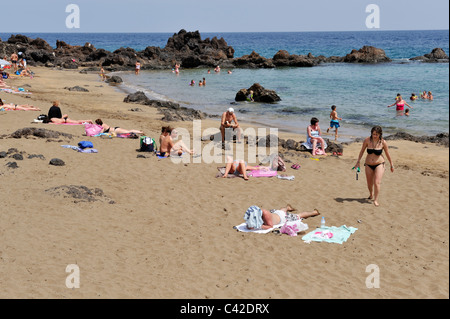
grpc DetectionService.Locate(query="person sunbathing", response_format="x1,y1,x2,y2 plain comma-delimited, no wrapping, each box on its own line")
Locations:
222,156,270,180
95,119,143,135
46,100,91,123
0,98,41,111
49,115,93,124
245,204,320,230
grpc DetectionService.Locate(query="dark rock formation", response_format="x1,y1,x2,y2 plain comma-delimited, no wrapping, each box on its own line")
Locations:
64,85,89,92
10,128,73,140
4,31,445,72
235,83,281,103
123,91,206,121
49,158,65,166
45,185,115,204
105,75,123,84
410,48,449,63
233,51,275,68
272,50,319,67
385,132,448,147
343,46,391,63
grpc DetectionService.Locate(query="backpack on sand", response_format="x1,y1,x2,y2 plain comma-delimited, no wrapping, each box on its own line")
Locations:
140,136,156,152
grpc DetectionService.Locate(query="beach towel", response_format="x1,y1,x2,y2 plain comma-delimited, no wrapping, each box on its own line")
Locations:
302,138,327,151
61,145,98,153
47,122,85,125
216,167,242,178
234,221,284,234
302,225,357,244
277,174,295,181
247,168,277,177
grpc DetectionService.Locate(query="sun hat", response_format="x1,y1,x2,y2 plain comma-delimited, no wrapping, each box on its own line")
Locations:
227,107,234,113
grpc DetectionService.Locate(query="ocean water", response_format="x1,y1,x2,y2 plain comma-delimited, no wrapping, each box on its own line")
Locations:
2,30,448,139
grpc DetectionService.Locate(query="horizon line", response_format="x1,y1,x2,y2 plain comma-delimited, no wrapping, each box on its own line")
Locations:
1,29,449,34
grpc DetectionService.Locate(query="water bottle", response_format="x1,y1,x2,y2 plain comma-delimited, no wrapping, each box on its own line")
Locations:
321,216,326,228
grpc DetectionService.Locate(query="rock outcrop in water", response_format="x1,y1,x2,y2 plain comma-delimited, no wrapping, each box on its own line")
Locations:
410,48,449,63
235,83,281,103
342,46,391,63
1,30,446,71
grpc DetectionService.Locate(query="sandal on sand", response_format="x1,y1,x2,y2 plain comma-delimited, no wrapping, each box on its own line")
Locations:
291,163,300,170
313,208,320,216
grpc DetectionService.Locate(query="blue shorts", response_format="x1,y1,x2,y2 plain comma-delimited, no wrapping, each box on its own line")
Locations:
330,120,340,128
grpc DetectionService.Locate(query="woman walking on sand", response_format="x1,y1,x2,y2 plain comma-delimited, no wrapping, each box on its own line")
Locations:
354,126,394,207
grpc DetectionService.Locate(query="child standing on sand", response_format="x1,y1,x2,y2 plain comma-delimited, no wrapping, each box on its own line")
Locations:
327,105,342,141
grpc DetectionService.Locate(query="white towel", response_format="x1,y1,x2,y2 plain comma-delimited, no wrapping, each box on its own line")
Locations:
233,222,284,234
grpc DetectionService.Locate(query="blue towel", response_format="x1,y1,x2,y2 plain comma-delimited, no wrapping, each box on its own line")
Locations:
302,225,357,244
244,205,263,229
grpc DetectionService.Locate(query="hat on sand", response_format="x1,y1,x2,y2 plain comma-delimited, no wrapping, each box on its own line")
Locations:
227,107,234,113
244,205,263,229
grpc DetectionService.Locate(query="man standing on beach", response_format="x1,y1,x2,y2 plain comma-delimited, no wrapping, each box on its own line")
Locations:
220,107,241,146
10,52,18,73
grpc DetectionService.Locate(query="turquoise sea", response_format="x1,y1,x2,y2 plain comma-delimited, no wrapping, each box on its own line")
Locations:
2,30,448,139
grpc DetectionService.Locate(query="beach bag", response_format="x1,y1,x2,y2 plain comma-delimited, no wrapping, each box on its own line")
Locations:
140,136,156,152
78,141,94,149
271,154,286,172
280,220,309,237
37,114,50,123
85,124,103,136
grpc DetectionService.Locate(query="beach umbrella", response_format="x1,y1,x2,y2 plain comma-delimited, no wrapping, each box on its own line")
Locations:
0,59,11,66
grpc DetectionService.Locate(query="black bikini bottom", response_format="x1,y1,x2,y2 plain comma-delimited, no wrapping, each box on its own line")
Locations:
365,163,384,171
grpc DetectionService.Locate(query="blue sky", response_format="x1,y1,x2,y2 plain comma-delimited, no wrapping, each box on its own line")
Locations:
1,0,448,33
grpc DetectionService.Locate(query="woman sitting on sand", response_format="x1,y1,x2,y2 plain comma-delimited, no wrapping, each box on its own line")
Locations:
222,156,270,181
244,204,320,230
354,126,394,207
95,119,143,135
306,117,327,156
0,98,41,111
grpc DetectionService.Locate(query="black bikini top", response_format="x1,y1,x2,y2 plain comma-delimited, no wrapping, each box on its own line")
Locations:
367,148,383,156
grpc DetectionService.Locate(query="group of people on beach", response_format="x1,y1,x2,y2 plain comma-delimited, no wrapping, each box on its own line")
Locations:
39,101,144,136
1,52,33,78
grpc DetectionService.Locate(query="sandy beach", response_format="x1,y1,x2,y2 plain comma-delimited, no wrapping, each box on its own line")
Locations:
0,67,448,299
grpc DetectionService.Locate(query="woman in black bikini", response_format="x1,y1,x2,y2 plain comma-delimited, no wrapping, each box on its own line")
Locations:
95,119,143,135
354,126,394,207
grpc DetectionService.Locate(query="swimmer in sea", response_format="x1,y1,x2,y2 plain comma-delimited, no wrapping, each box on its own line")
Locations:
388,94,413,115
